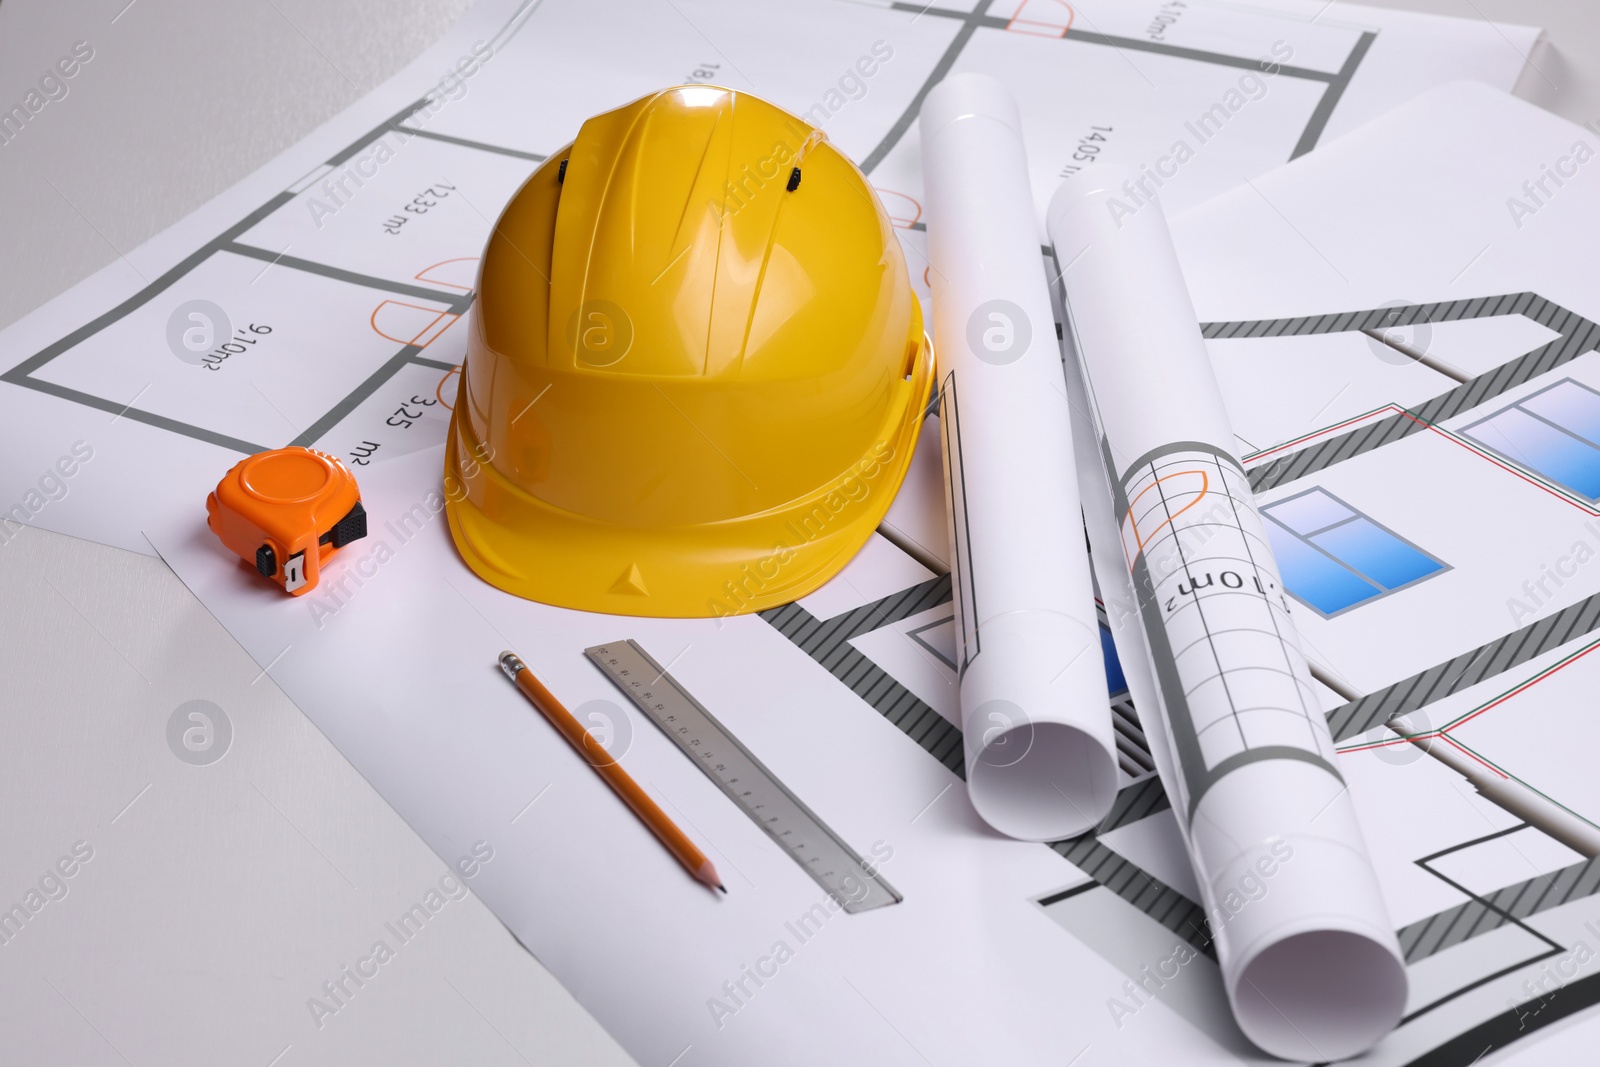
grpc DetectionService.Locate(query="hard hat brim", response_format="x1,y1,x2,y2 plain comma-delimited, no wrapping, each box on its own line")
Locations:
443,333,935,619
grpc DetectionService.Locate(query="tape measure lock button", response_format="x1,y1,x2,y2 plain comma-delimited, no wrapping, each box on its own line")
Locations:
323,501,368,549
206,446,366,596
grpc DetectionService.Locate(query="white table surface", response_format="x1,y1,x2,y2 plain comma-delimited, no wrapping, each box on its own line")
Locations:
2,1,1598,1064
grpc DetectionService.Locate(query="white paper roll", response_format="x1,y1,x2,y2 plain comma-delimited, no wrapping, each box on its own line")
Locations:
918,74,1119,841
1047,166,1408,1060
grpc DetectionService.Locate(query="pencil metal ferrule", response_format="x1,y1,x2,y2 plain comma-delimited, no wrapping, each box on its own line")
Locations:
499,651,525,680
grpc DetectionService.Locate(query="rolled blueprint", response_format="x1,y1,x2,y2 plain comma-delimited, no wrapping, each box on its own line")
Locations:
1047,167,1408,1060
919,74,1119,841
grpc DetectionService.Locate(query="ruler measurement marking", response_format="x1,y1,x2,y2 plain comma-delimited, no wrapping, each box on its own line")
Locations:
584,640,901,914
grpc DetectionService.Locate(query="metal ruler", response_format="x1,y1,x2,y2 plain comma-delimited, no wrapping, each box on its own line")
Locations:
584,640,901,914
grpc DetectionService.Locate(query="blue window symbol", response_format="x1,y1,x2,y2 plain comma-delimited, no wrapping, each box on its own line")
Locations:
1260,489,1447,617
1099,624,1127,697
1462,378,1600,499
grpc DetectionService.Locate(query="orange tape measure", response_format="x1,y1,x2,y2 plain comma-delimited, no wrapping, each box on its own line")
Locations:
206,447,367,596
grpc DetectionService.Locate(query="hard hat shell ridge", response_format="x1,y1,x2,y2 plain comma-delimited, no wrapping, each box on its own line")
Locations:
445,84,933,617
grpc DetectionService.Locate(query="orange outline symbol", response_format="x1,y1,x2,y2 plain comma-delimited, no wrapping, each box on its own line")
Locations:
370,300,459,348
874,188,923,228
1007,0,1075,39
414,257,479,291
435,365,462,410
1122,468,1209,565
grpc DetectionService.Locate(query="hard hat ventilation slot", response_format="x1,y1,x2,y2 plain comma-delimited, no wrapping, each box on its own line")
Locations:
902,336,920,379
557,159,568,184
786,167,801,192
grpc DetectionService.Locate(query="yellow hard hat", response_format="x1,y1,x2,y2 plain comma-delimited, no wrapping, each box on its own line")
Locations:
444,85,933,618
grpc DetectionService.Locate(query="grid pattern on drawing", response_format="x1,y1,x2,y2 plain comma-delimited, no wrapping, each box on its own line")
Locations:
1120,451,1334,772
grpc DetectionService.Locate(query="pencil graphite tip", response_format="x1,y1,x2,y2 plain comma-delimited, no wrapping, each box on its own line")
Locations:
696,859,725,893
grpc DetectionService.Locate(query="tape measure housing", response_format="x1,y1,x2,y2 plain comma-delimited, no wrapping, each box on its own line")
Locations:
206,446,367,596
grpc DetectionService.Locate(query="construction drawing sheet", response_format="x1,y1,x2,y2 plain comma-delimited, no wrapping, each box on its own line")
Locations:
0,0,1536,557
0,0,1567,1063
